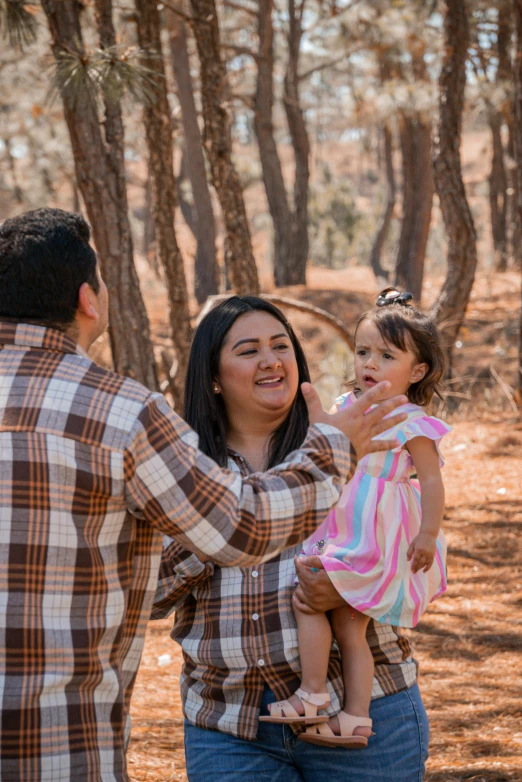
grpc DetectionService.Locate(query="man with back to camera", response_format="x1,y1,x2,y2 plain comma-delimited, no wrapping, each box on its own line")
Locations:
0,208,407,781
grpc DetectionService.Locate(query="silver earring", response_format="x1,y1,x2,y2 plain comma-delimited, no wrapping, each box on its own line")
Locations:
213,385,219,393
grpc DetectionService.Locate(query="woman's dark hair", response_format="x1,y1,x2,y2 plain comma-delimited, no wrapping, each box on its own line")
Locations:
183,296,311,468
0,208,99,331
355,290,446,406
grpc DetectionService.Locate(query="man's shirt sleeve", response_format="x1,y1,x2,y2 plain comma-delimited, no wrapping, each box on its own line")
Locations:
151,535,215,619
124,394,354,567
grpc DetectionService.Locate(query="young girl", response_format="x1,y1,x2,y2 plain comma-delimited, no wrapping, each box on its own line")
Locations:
260,288,451,748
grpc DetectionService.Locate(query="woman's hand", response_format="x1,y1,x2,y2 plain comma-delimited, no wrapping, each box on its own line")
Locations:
407,533,437,573
301,381,408,460
292,555,346,614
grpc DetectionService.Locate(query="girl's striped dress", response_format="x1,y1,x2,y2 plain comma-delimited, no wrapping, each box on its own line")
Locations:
303,391,451,628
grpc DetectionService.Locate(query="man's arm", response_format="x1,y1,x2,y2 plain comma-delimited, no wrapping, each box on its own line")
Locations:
151,536,214,620
124,394,352,568
124,382,408,569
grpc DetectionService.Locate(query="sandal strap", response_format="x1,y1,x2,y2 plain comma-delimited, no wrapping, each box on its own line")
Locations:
337,711,373,736
305,721,334,737
268,698,301,720
295,688,331,718
295,688,331,708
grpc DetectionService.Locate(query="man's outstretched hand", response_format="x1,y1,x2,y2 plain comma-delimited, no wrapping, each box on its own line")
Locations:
302,381,408,460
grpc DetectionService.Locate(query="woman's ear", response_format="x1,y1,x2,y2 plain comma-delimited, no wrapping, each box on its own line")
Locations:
410,362,428,384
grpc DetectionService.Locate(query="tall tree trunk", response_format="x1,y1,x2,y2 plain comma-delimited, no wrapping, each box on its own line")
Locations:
431,0,477,374
498,2,519,268
166,7,218,304
369,123,394,283
488,109,508,271
253,0,293,282
394,113,434,301
41,0,158,390
512,0,522,402
176,148,197,235
134,0,192,406
142,175,156,260
394,49,434,302
488,4,510,271
4,138,23,203
281,0,310,286
189,0,259,294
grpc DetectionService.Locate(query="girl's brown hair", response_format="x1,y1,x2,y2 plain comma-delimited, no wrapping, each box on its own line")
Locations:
355,290,446,406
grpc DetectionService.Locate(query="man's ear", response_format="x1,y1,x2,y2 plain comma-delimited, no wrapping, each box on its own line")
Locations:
411,362,428,384
77,282,99,321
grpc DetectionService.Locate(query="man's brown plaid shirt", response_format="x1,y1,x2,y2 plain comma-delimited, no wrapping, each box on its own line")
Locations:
153,451,418,742
0,322,355,781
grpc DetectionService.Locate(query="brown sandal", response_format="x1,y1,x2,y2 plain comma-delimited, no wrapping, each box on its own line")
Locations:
259,688,331,725
299,711,373,748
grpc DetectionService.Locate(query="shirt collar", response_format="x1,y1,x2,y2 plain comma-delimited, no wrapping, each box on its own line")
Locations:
0,321,85,357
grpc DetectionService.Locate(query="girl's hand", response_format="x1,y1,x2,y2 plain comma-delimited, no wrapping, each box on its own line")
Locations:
407,533,437,573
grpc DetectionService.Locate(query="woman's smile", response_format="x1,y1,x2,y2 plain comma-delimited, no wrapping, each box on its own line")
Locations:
255,374,284,388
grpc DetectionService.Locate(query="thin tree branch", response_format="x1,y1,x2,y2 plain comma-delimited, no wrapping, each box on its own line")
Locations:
221,42,259,60
299,54,346,81
158,0,194,24
196,294,355,349
221,0,259,17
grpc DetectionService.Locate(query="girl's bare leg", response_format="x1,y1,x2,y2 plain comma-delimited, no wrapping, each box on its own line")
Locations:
329,604,373,738
279,604,332,715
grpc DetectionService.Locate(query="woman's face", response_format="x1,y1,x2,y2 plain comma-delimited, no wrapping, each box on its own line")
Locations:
216,311,300,422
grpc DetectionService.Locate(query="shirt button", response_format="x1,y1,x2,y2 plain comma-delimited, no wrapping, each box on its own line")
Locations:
258,659,265,667
252,613,259,621
252,571,259,578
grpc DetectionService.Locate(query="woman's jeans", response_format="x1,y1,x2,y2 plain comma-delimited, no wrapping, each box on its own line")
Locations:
184,683,429,781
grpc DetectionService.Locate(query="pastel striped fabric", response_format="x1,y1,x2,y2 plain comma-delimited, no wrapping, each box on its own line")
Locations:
303,391,451,628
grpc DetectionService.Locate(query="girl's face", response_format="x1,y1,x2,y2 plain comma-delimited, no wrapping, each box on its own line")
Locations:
354,319,428,399
216,311,300,421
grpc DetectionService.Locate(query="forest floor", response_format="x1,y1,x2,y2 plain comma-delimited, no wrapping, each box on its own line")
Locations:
126,266,522,782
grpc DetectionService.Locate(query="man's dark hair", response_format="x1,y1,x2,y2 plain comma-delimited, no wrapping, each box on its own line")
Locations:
0,208,100,330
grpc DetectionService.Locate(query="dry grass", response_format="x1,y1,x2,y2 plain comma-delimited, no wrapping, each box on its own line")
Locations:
125,268,522,781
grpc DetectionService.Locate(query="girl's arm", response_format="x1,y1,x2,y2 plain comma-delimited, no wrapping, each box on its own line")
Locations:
405,436,445,573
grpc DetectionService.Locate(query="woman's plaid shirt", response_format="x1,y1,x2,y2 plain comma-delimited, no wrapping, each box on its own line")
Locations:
153,453,418,741
0,322,355,782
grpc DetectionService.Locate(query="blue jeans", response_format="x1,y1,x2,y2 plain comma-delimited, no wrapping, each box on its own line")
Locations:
184,683,429,781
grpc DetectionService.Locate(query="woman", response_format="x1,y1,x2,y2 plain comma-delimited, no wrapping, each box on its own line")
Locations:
152,296,429,781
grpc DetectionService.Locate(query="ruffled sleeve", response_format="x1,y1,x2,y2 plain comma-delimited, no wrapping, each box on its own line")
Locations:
334,391,355,410
371,405,452,464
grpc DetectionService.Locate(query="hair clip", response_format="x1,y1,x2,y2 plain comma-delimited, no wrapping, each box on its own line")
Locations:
376,288,413,308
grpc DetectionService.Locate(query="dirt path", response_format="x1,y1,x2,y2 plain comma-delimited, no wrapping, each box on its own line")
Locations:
127,418,522,782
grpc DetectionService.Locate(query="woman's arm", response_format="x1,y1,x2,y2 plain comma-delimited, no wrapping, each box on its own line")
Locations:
151,536,215,620
406,436,445,574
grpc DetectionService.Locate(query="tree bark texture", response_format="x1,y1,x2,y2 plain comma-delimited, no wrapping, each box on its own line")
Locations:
281,0,310,286
189,0,260,295
41,0,159,390
488,110,508,271
497,2,518,270
394,112,434,302
176,148,197,236
431,0,477,372
253,0,293,282
166,8,218,304
134,0,193,405
369,123,394,283
512,0,522,400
